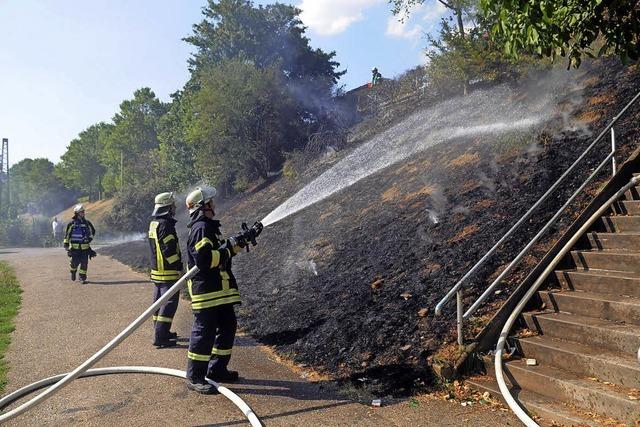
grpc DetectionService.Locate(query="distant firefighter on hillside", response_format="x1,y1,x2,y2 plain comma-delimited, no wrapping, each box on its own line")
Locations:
63,204,96,284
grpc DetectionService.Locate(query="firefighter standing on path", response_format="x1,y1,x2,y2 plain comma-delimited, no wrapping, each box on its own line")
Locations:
63,204,96,284
148,192,183,348
184,187,262,394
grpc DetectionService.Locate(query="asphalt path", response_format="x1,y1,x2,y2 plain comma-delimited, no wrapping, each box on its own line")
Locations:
0,248,518,426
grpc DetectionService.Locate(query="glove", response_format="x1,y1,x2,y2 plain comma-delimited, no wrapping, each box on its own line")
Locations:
229,233,248,249
66,250,72,258
64,243,69,250
89,249,98,259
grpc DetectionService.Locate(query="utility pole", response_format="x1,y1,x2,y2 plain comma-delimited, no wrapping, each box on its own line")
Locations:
0,138,8,217
120,150,124,191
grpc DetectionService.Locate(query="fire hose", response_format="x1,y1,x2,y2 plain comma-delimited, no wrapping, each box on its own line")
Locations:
0,265,262,426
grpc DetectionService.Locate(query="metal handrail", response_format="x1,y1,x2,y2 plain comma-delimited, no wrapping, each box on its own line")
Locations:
435,90,640,346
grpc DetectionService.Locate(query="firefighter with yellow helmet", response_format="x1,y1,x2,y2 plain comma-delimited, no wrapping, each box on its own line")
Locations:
148,192,183,348
184,186,262,394
63,204,96,284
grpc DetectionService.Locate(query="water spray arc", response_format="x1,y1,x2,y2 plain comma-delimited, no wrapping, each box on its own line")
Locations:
0,266,263,426
260,80,578,227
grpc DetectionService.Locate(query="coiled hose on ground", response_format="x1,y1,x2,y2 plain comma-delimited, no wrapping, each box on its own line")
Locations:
0,266,263,426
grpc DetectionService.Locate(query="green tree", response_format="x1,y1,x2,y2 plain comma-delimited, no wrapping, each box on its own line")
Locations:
101,88,168,193
480,0,640,66
56,123,108,201
185,0,344,85
9,158,73,215
188,59,301,193
392,1,478,94
157,90,198,191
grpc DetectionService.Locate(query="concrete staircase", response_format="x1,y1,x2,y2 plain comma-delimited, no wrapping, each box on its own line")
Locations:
468,182,640,426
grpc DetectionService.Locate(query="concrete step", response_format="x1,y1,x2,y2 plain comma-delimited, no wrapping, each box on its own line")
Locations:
515,335,640,388
466,376,601,427
538,290,640,325
585,231,640,251
522,311,640,354
569,249,640,273
624,185,640,201
612,200,640,215
484,358,640,422
600,215,640,232
555,269,640,297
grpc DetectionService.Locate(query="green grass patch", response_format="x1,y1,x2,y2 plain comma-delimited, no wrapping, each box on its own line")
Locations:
0,261,22,393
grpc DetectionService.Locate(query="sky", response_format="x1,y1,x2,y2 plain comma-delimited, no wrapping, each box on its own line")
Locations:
0,0,450,166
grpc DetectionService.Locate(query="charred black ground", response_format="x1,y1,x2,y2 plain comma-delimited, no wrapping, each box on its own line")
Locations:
101,59,640,397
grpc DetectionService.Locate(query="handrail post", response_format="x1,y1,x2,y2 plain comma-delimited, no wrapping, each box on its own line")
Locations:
457,290,464,346
611,127,616,176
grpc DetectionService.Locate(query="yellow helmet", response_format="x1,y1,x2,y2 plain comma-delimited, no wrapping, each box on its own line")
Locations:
152,192,175,216
186,187,217,214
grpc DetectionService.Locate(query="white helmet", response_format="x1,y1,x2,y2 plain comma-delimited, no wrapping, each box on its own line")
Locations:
186,187,217,215
152,192,175,216
73,204,85,214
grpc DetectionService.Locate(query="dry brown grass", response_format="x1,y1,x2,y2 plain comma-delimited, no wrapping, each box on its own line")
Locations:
403,185,435,202
460,180,479,194
473,199,495,211
448,224,480,243
587,94,615,106
55,199,116,225
381,185,402,202
578,110,603,123
448,152,480,169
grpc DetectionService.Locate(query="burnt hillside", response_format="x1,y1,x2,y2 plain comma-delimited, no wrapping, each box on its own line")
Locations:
102,59,640,396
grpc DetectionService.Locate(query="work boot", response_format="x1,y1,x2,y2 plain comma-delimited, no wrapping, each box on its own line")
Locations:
206,369,239,383
70,272,76,281
81,279,88,284
186,380,217,395
169,331,178,340
153,339,177,349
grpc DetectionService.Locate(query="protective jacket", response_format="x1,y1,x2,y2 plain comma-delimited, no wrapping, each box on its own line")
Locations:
64,218,96,250
186,216,241,311
148,217,183,283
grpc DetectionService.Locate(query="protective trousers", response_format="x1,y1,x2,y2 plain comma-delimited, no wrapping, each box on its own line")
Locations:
152,282,179,342
69,250,89,280
186,304,237,382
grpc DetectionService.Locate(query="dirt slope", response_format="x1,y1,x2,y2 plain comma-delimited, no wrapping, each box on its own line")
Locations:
102,59,640,396
54,199,115,233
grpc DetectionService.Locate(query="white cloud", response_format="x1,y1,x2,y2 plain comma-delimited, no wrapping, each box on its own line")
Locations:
386,1,449,39
298,0,384,36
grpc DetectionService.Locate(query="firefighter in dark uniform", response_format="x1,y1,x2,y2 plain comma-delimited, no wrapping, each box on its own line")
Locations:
63,204,96,284
184,187,262,394
148,192,183,348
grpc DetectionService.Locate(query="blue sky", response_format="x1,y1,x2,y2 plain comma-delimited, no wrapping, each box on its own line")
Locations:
0,0,449,166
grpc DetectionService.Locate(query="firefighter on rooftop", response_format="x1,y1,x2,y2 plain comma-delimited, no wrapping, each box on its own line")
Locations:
63,204,96,284
184,186,262,394
148,192,183,348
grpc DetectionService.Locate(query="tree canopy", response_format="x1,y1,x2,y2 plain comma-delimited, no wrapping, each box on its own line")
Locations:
185,0,345,84
10,158,73,215
481,0,640,66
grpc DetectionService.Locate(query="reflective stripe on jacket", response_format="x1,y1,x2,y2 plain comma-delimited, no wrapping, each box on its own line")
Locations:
148,217,183,283
186,217,242,310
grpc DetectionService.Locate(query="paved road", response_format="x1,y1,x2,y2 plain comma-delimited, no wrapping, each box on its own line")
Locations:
0,248,519,426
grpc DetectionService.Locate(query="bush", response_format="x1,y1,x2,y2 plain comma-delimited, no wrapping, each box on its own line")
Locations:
105,182,161,233
0,216,50,247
